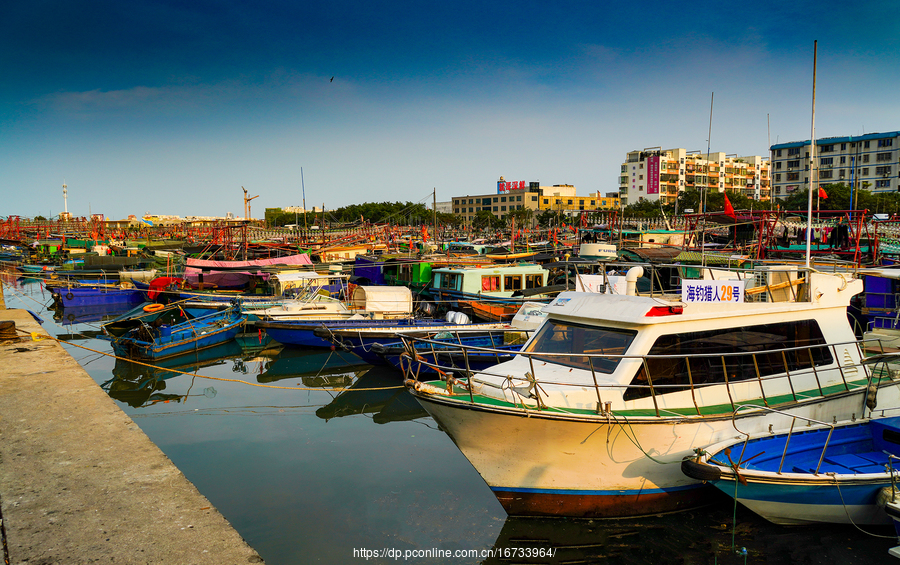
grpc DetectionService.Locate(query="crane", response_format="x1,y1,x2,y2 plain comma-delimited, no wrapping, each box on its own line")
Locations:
242,186,259,220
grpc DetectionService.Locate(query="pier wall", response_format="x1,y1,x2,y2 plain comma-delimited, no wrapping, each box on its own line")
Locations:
0,295,264,563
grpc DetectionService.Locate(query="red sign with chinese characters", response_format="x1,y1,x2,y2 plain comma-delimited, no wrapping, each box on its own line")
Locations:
497,180,526,193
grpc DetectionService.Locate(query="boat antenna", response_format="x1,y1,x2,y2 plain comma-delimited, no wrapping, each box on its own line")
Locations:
704,92,714,215
805,40,817,269
301,167,307,231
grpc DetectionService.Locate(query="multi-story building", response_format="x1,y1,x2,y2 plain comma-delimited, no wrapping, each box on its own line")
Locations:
770,131,899,199
619,148,770,207
538,191,620,214
452,177,620,224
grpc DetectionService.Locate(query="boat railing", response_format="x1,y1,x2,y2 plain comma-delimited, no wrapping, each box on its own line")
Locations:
728,404,900,477
402,334,900,417
729,405,835,475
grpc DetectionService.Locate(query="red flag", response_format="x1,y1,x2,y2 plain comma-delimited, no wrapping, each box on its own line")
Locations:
818,187,828,199
723,192,736,219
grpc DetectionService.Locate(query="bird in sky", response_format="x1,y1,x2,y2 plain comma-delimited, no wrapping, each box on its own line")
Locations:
330,76,334,82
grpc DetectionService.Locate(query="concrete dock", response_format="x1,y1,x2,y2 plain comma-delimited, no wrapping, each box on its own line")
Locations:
0,290,265,564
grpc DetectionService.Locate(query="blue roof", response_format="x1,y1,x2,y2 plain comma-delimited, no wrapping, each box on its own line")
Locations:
770,131,900,150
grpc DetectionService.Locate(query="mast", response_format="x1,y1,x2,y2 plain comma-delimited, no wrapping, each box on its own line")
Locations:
301,167,308,231
805,40,817,269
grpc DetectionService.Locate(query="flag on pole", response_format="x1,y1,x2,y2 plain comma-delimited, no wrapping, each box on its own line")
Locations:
818,187,828,199
723,192,736,219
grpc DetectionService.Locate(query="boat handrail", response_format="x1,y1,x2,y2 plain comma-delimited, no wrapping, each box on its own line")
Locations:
401,334,900,418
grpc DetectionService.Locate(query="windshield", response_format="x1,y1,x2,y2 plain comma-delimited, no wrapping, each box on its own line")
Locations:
523,319,637,372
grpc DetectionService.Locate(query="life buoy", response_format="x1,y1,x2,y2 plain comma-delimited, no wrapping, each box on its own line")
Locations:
143,303,165,313
65,292,74,301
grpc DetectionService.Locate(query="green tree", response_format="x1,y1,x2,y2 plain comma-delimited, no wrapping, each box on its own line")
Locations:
471,210,497,230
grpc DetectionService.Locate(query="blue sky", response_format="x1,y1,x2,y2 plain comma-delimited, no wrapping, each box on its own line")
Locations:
2,1,899,220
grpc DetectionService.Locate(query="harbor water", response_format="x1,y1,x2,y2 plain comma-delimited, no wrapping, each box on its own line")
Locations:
3,275,898,564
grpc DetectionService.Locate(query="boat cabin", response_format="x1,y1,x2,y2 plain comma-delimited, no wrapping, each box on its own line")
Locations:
431,263,550,303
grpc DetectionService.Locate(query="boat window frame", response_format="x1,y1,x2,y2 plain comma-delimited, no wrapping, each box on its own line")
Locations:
525,273,543,289
624,319,835,401
504,274,523,291
522,319,638,373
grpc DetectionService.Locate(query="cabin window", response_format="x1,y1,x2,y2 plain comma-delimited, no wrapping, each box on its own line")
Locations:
504,275,522,291
439,273,461,290
524,320,637,372
624,319,833,400
525,274,543,289
481,275,500,292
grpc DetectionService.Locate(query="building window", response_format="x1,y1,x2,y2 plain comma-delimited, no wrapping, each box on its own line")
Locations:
787,172,800,181
876,180,891,188
493,206,498,211
820,170,833,179
788,147,800,155
876,166,892,175
775,174,781,181
567,199,573,205
820,157,833,166
776,162,782,169
501,205,506,211
517,196,522,201
877,152,892,162
493,197,498,202
862,168,869,175
787,160,800,168
543,199,549,204
776,149,782,157
531,196,537,201
840,156,846,164
820,144,834,153
862,154,870,163
864,141,870,148
500,196,506,202
841,143,847,150
879,139,894,148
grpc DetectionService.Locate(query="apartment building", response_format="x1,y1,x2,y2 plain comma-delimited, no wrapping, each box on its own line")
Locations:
619,148,770,207
770,131,899,199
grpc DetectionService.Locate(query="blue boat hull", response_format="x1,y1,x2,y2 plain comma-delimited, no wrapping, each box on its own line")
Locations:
108,308,246,361
54,287,144,308
683,417,900,525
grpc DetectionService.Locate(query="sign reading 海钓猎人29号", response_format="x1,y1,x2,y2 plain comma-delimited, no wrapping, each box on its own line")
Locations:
682,280,744,303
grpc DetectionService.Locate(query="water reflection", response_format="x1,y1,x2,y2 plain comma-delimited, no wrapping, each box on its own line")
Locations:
487,502,896,565
104,339,243,407
316,367,428,424
256,347,370,386
53,303,134,326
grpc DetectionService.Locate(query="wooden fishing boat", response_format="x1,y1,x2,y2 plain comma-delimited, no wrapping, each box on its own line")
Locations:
682,408,900,526
101,302,246,361
430,263,550,308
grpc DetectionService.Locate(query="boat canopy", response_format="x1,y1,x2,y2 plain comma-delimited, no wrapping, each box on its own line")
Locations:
350,286,412,315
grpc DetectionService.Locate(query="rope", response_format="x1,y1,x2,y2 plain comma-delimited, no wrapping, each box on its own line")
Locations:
14,328,402,393
832,475,898,539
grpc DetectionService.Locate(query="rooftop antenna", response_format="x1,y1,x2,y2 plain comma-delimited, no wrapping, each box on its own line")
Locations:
62,180,68,216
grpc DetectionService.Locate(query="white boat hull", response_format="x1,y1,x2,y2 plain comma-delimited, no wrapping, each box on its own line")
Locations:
416,386,898,517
